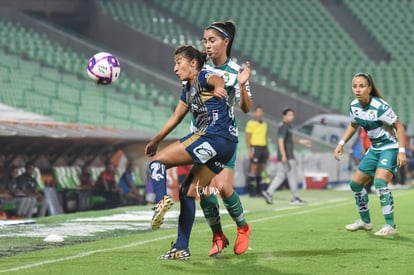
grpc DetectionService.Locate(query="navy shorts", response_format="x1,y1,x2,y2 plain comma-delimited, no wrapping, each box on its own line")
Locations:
180,133,237,174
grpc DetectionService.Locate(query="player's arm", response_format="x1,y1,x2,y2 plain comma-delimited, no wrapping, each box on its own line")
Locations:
395,119,406,149
207,74,227,99
394,119,407,167
238,83,252,113
153,102,188,141
334,123,358,160
145,102,188,157
278,137,288,164
293,137,312,148
238,62,252,113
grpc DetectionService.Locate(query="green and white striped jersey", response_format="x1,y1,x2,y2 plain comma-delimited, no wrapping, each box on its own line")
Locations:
349,96,399,150
205,58,252,116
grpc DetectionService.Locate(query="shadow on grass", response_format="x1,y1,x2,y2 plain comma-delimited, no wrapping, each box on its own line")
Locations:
369,233,414,245
161,259,295,275
268,247,372,257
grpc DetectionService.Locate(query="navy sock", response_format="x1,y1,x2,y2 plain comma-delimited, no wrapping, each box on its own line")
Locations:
149,160,167,203
175,194,195,249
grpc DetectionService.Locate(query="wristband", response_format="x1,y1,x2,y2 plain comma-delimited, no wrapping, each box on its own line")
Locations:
398,147,405,153
338,140,345,146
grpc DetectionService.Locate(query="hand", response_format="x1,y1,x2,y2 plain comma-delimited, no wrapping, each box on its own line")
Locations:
238,61,251,86
145,141,159,157
213,87,227,99
397,152,407,167
334,145,343,160
300,139,312,148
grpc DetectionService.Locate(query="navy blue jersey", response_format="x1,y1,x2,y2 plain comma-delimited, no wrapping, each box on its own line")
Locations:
180,69,238,143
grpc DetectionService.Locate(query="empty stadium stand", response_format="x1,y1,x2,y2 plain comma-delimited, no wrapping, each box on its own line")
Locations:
0,19,190,137
117,0,412,129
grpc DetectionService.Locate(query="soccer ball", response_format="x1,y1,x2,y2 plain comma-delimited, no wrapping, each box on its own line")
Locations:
87,52,121,85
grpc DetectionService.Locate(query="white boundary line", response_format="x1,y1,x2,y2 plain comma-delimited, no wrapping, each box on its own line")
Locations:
0,198,351,273
0,234,177,273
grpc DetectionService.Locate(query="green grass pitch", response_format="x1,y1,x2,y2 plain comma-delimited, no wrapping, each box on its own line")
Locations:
1,188,414,274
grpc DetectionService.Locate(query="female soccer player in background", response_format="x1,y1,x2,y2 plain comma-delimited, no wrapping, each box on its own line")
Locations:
334,72,406,236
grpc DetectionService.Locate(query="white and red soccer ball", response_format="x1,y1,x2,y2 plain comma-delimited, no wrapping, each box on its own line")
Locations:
87,52,121,85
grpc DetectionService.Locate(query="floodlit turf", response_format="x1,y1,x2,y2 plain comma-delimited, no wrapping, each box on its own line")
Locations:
1,188,414,274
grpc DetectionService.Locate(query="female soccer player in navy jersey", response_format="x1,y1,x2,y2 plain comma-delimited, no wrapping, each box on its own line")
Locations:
146,45,249,259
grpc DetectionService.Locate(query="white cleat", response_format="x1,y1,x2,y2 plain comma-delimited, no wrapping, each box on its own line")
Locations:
345,219,373,232
374,224,397,236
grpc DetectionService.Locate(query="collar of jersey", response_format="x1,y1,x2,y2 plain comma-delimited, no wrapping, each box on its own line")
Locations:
208,58,230,69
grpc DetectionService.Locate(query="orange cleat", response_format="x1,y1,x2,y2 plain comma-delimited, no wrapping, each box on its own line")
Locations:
208,232,229,257
234,223,251,255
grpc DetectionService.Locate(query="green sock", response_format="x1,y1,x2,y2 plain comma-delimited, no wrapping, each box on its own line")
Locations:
200,194,222,234
350,181,371,224
222,192,246,227
377,187,395,227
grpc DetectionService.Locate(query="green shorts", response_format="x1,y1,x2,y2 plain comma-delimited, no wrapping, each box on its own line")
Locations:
357,148,398,177
225,145,237,169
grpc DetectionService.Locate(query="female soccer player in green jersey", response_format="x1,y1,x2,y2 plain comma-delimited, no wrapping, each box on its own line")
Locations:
334,72,407,236
200,21,253,256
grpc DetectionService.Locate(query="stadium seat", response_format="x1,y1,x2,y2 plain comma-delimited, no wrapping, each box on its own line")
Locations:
147,0,413,128
0,19,189,134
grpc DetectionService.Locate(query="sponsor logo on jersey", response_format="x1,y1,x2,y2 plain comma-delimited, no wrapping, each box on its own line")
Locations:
191,103,199,112
222,72,230,83
193,142,217,163
229,125,238,136
387,111,396,120
214,161,225,169
354,109,359,116
368,110,375,120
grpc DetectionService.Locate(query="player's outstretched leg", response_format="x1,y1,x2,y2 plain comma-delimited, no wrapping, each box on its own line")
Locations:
151,195,174,230
149,160,173,229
